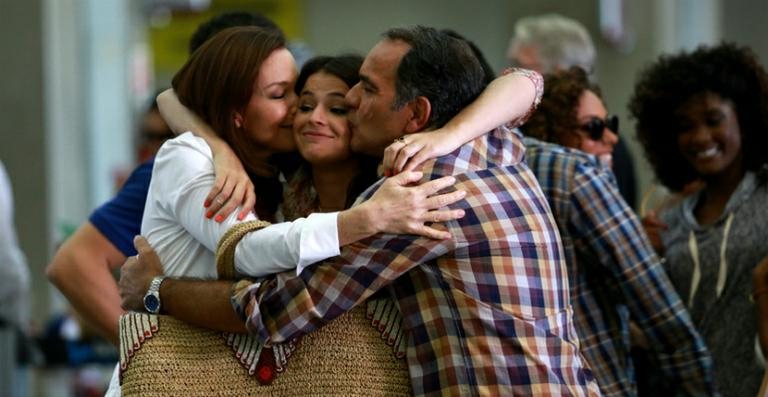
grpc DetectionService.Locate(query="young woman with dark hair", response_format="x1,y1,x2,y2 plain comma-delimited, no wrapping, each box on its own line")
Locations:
629,42,768,396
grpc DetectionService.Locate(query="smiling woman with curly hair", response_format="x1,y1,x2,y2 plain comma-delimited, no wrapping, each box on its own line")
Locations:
629,42,768,192
629,42,768,397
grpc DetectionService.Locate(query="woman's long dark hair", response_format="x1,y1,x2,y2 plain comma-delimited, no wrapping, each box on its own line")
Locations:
172,26,286,219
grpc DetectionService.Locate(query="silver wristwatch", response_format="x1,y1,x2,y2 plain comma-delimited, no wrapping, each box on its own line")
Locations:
143,276,167,314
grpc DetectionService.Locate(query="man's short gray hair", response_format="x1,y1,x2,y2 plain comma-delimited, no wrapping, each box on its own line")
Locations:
507,13,595,74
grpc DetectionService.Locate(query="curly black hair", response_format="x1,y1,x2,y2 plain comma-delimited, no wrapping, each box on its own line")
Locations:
520,66,601,144
628,42,768,191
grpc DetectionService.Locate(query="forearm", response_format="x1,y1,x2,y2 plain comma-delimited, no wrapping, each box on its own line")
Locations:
234,213,341,276
157,89,221,146
158,90,231,163
337,205,378,246
438,69,540,142
335,171,463,245
237,205,410,277
161,278,246,333
47,250,124,346
237,172,463,276
244,216,456,344
753,258,768,357
236,205,409,277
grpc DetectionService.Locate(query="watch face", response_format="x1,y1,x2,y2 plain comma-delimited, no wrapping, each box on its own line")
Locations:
144,294,160,313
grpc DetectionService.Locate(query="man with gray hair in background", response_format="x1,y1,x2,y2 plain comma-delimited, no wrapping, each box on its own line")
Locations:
507,13,596,74
506,12,637,209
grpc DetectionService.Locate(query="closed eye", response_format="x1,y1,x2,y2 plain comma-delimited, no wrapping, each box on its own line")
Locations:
330,106,349,115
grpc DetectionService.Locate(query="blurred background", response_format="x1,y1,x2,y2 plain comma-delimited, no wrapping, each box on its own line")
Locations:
0,0,765,395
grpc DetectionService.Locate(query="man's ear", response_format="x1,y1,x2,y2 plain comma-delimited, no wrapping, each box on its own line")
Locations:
404,96,431,133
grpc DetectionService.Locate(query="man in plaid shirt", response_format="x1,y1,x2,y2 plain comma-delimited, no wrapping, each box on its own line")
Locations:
233,26,599,395
522,137,716,396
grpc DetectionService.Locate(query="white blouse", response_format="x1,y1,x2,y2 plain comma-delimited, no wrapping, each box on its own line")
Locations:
141,132,340,279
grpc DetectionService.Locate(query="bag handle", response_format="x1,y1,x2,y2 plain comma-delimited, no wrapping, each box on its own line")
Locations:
215,220,272,279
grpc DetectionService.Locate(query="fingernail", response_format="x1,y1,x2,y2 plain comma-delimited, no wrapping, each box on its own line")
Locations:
237,213,245,221
205,210,214,219
215,215,224,223
204,200,211,208
458,210,465,217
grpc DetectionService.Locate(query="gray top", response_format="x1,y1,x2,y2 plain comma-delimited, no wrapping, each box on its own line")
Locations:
661,167,768,396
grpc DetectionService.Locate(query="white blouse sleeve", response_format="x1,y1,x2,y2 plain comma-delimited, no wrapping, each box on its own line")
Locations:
153,133,340,277
234,212,340,276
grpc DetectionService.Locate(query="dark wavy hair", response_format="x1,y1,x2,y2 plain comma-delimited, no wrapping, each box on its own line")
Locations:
384,26,486,129
295,54,362,95
521,66,601,144
440,29,496,85
173,26,286,219
628,42,768,191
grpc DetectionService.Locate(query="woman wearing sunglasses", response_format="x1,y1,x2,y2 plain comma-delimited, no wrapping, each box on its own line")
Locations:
521,66,619,165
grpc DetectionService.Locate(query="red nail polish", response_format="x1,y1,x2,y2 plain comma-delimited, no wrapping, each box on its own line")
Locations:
215,215,224,222
204,200,211,208
205,211,214,219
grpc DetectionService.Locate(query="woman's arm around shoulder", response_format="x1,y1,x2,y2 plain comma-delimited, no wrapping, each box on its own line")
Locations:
382,68,543,174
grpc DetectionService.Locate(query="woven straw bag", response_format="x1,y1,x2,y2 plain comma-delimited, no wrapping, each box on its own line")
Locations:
119,220,412,396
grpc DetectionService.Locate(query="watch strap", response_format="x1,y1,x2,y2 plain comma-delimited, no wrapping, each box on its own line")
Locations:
148,275,166,295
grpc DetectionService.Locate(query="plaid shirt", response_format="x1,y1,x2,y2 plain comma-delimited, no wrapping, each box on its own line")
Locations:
523,137,716,396
234,127,600,396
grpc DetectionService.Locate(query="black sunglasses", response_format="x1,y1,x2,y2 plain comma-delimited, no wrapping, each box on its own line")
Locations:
579,115,619,141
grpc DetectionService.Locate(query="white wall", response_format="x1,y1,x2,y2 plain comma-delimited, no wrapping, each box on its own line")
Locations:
0,0,48,320
41,0,141,316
